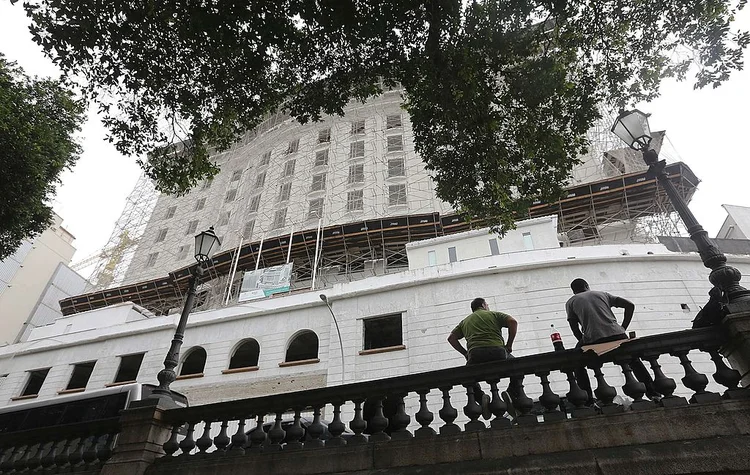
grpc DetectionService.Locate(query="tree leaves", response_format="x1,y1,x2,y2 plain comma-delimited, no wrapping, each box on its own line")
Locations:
0,54,84,260
18,0,749,233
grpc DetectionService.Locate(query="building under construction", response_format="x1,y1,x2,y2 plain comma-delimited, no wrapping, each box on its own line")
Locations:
64,92,697,317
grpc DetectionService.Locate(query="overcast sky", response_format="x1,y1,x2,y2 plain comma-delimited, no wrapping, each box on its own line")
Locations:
1,4,748,263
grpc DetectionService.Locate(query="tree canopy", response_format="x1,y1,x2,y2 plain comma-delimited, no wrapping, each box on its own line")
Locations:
20,0,749,232
0,54,84,260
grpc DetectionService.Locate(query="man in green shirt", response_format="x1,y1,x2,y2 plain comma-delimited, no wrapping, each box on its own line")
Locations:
448,297,523,419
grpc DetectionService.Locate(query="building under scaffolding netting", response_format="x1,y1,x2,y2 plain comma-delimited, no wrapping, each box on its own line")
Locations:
64,91,696,317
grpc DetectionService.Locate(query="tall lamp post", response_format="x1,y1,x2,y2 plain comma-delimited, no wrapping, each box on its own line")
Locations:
611,110,750,308
150,226,221,406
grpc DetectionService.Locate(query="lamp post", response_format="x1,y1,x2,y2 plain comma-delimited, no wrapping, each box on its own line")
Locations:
150,227,221,406
611,110,750,308
320,294,346,384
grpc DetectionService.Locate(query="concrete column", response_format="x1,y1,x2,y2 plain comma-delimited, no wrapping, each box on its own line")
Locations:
99,399,172,475
721,303,750,387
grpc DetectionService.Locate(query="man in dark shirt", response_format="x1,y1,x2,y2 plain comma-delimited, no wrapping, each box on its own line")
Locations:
566,278,660,403
448,297,523,419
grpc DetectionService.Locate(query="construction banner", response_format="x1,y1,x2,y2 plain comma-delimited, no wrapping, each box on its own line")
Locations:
238,263,293,302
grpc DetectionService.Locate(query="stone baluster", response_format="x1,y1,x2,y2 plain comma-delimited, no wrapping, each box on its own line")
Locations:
179,422,197,456
367,397,391,442
644,354,687,407
389,393,413,440
463,385,485,431
592,364,622,414
267,412,286,451
163,425,181,457
306,406,327,447
41,440,59,470
11,444,29,472
438,386,460,435
82,436,100,466
285,409,305,450
26,441,44,470
230,418,249,453
55,438,74,467
415,389,436,437
513,380,536,425
348,399,368,445
214,420,231,452
327,401,348,446
2,446,22,472
196,421,213,454
618,360,653,411
673,350,721,403
565,370,594,418
249,414,267,452
96,433,115,464
68,438,86,467
707,348,749,399
489,381,512,429
538,372,565,422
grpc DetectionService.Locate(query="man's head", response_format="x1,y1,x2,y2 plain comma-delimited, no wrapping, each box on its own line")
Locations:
570,278,590,294
471,297,488,312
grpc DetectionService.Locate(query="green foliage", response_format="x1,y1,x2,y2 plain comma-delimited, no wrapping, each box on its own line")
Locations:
20,0,749,232
0,54,84,260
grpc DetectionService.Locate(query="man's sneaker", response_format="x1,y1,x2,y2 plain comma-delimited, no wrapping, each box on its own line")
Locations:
481,394,492,420
501,391,517,420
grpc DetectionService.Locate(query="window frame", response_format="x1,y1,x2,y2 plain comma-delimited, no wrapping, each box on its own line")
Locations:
361,313,404,354
19,368,50,397
388,184,407,206
386,135,403,152
113,353,145,384
347,190,364,211
65,361,96,391
308,198,324,219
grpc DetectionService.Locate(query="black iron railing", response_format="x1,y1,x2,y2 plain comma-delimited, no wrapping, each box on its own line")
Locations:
154,326,746,459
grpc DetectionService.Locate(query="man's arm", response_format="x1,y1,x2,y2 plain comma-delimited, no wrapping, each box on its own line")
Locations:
568,319,583,342
612,296,635,330
447,331,468,359
504,316,518,353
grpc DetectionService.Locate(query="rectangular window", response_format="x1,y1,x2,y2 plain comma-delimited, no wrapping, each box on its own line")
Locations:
21,368,50,397
287,138,300,154
165,206,176,219
448,246,458,263
388,184,407,206
348,164,364,184
318,128,331,144
363,313,403,350
155,228,168,243
308,198,324,219
225,189,238,203
243,220,255,239
427,250,437,266
523,232,534,250
231,170,243,182
272,209,287,229
314,149,329,167
349,141,365,159
351,119,365,135
387,158,405,177
386,114,402,129
283,159,296,177
218,211,231,226
260,151,271,166
387,135,403,152
177,245,189,260
194,198,206,212
201,178,213,190
113,353,145,383
489,239,500,255
146,252,159,267
347,190,364,211
248,194,262,212
186,220,198,235
66,361,96,391
278,182,292,202
255,172,266,187
311,173,326,192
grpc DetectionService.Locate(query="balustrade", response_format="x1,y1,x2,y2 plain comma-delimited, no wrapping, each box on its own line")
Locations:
154,327,747,461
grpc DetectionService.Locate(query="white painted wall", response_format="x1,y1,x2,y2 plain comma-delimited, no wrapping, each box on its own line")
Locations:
718,204,750,239
0,243,748,414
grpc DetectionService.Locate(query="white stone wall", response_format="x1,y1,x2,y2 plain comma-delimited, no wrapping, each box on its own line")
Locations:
1,244,748,413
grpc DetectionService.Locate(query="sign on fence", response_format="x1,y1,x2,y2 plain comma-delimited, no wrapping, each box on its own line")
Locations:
238,263,293,302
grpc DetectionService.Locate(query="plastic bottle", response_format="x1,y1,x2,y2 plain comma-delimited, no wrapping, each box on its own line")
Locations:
550,324,565,351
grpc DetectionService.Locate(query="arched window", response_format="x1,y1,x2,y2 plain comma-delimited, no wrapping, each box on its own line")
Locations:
285,330,319,363
228,339,260,369
180,347,207,376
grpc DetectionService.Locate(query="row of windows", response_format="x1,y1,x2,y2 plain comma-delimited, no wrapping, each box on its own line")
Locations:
424,234,537,266
12,315,403,398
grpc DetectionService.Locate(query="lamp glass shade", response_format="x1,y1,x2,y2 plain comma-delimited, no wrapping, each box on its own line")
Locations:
611,109,652,150
194,227,221,263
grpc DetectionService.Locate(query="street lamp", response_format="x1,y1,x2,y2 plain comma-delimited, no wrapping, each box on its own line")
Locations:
611,110,750,308
150,227,221,406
